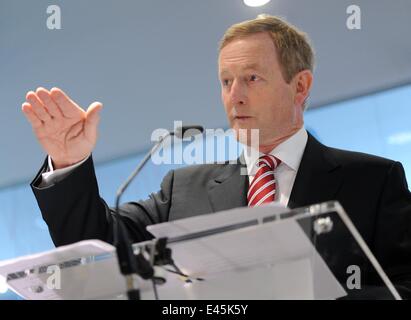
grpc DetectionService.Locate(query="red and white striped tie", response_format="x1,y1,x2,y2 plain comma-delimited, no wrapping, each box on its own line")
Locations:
247,155,281,207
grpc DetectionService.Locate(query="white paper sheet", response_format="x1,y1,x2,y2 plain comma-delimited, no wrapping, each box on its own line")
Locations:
0,240,127,300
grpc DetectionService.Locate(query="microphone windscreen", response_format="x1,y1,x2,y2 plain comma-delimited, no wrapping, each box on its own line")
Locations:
175,125,204,139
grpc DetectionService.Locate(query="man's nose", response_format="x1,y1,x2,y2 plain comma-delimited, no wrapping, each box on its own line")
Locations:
229,79,247,106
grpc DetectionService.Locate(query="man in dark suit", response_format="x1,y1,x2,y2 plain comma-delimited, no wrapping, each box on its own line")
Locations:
22,15,411,298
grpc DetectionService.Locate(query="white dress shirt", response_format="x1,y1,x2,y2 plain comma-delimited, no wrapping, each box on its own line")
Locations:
243,127,308,207
41,127,308,207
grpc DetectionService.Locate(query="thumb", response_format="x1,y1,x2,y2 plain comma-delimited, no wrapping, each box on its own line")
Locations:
85,102,103,125
84,102,103,141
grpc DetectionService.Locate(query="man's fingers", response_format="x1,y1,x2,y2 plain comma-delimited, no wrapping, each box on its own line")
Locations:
26,91,53,122
36,87,63,119
22,102,43,129
50,87,84,118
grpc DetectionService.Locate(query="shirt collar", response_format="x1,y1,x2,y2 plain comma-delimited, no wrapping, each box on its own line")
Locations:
243,127,308,176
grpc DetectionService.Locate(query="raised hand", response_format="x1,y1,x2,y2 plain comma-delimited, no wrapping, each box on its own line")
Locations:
22,87,103,169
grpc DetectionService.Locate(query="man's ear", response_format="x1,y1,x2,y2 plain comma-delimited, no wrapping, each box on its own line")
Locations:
293,70,313,108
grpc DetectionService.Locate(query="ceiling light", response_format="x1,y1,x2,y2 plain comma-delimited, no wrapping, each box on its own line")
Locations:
244,0,271,7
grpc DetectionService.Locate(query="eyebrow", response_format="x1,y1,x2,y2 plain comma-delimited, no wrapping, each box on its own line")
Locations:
219,63,262,76
242,63,261,71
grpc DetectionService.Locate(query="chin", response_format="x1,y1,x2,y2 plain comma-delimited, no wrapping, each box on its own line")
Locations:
232,126,260,146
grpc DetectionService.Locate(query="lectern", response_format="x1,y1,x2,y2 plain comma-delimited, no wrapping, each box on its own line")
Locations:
0,201,403,300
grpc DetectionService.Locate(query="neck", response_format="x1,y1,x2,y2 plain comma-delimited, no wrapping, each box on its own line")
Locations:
258,126,302,154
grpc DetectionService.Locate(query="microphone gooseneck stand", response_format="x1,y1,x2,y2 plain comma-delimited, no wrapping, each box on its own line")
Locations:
112,126,204,300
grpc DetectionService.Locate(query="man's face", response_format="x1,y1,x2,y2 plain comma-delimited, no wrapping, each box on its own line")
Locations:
218,32,303,148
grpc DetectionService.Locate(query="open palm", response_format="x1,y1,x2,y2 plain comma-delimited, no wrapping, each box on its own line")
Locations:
22,87,102,169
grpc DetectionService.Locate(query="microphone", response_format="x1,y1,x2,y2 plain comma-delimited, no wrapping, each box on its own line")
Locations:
113,125,204,300
175,125,204,139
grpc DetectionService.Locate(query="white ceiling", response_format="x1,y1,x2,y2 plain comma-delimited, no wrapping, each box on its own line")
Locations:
1,0,411,188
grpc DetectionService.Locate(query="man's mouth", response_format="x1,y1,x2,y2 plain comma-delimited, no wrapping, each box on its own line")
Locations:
234,116,252,120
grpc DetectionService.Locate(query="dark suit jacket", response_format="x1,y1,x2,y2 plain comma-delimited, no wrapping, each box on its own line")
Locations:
31,133,411,299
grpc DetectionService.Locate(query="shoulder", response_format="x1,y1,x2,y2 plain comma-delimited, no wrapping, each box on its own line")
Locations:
306,133,399,175
307,132,395,170
326,146,396,170
323,144,409,191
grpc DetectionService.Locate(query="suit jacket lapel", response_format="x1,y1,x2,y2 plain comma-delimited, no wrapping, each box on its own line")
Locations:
207,158,248,213
288,132,344,209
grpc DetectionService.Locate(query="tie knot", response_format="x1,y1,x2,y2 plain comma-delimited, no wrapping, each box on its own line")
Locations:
256,155,281,170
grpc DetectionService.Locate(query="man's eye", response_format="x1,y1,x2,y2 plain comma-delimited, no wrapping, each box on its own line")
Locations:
222,79,231,86
249,75,259,82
